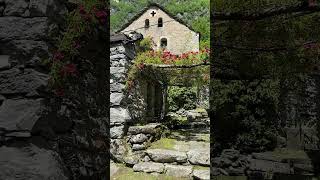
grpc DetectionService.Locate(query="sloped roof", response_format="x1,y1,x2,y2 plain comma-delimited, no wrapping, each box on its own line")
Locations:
116,3,199,34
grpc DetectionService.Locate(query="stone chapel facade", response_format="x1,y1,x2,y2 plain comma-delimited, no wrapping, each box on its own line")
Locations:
117,3,200,55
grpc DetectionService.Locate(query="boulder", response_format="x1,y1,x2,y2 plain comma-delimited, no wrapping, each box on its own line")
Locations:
249,159,291,174
0,68,48,95
193,169,210,180
0,99,43,131
129,133,148,144
133,162,164,173
128,123,162,135
164,164,193,177
0,144,68,180
187,150,210,166
146,149,187,163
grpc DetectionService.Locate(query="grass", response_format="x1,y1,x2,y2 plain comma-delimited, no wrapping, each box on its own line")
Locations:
111,164,191,180
149,138,177,150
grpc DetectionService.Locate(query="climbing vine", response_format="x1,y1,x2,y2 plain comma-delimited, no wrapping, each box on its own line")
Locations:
48,0,108,96
126,48,210,90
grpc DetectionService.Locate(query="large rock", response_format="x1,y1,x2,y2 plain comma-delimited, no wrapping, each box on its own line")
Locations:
187,150,210,166
129,133,148,144
0,17,49,41
249,159,291,174
146,149,187,163
0,144,68,180
0,68,48,95
132,144,146,151
128,123,162,135
133,162,164,173
193,169,210,180
110,108,130,125
164,164,193,177
0,98,43,131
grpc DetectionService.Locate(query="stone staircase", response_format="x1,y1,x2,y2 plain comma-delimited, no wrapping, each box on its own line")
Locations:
133,148,210,180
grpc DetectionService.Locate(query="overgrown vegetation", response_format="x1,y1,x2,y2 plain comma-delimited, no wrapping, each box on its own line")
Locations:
48,0,108,96
168,86,197,112
212,0,320,153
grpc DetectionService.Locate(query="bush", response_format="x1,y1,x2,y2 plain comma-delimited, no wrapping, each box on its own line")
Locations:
168,86,197,112
211,79,280,153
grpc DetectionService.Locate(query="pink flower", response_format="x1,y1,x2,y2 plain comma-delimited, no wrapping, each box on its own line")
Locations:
79,5,86,15
95,10,108,24
53,51,64,61
60,63,78,77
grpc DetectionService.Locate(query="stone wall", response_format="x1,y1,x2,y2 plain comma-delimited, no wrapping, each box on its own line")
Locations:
0,1,109,179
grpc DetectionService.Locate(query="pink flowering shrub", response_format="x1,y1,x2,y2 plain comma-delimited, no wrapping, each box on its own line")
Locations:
49,1,108,97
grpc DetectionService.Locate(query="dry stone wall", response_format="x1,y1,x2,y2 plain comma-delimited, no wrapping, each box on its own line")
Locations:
0,1,109,179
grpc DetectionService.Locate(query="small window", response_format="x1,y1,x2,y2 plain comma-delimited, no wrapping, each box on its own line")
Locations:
160,38,167,49
158,18,163,27
145,19,150,28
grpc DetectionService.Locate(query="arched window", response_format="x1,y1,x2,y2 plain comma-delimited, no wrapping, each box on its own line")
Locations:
158,18,163,27
160,38,167,49
145,19,150,28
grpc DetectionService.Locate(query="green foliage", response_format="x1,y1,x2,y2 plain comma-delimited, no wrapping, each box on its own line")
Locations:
136,37,153,52
168,86,197,112
211,79,280,153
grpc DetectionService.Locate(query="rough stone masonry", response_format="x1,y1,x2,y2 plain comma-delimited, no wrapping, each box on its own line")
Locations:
0,1,109,180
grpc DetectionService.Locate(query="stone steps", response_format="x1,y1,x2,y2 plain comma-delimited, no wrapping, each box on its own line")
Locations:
145,149,210,166
133,162,210,180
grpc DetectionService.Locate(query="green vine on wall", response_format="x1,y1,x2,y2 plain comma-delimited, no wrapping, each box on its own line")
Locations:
126,48,210,90
48,0,108,96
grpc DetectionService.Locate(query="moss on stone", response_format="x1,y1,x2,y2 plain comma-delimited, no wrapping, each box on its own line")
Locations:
149,138,177,150
111,164,190,180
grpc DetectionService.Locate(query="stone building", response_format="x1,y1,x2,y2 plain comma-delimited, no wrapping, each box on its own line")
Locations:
117,3,200,55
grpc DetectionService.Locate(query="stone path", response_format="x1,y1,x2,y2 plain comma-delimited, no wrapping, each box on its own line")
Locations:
130,127,210,180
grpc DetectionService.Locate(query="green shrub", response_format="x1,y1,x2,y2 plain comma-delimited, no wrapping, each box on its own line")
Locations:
168,86,197,112
211,79,280,153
